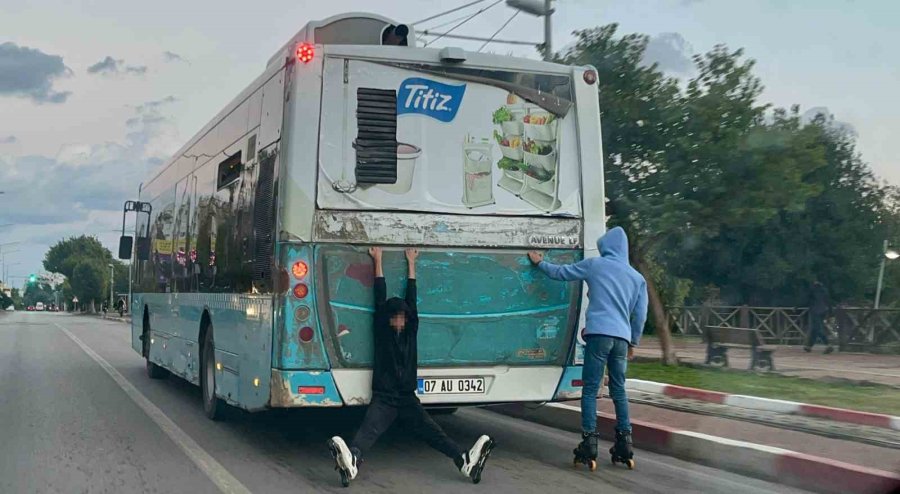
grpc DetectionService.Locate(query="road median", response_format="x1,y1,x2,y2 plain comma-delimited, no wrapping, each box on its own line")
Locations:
627,378,900,430
490,402,900,494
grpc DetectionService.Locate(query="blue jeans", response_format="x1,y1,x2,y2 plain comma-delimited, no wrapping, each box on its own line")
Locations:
582,335,631,434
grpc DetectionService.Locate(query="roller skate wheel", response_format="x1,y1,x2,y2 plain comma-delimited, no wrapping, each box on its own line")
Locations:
589,460,598,471
626,459,635,470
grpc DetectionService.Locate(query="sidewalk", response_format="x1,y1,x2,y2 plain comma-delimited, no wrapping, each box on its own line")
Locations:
635,336,900,387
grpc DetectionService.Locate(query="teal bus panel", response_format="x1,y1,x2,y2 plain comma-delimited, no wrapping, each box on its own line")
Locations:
315,246,581,368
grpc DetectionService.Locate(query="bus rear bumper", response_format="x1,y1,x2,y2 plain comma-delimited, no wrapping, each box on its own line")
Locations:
331,366,566,406
552,365,584,401
270,369,343,407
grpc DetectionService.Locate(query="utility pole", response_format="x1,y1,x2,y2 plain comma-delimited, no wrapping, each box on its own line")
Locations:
875,240,900,309
506,0,555,60
108,263,115,310
543,0,552,59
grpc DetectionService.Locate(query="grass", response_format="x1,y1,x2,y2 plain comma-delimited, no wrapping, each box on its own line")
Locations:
627,361,900,416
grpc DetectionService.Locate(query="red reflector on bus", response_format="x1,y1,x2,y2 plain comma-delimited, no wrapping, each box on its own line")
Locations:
296,43,314,63
299,326,314,343
291,261,308,279
293,283,309,299
571,379,583,387
298,386,325,394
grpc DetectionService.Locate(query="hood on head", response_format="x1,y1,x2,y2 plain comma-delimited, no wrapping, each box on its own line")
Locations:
598,227,629,262
385,297,410,316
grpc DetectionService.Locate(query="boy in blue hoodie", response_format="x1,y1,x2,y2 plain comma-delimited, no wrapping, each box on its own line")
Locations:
528,227,648,468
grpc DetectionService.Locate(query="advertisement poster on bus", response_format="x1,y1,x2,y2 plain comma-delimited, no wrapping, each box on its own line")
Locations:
316,59,582,217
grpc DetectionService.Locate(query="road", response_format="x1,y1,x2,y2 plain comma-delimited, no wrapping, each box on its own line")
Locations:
0,311,811,494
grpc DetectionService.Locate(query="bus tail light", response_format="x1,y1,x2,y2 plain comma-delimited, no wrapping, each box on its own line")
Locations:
295,305,310,322
583,69,597,85
293,283,309,299
292,260,308,279
299,326,314,343
298,386,325,394
296,43,314,63
571,379,583,387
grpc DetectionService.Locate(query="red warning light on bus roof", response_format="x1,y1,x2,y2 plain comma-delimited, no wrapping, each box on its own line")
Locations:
296,43,314,63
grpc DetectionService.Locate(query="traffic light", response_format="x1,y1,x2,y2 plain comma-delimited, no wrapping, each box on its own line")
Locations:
29,274,36,283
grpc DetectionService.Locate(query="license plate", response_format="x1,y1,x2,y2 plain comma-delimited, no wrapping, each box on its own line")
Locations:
417,377,485,395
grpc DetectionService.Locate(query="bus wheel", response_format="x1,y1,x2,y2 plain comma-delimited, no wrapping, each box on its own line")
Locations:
201,328,225,421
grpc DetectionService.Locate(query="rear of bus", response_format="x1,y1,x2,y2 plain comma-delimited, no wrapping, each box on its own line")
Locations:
270,14,604,408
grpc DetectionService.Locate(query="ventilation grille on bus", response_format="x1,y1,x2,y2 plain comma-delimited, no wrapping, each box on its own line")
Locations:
355,88,397,184
252,151,276,284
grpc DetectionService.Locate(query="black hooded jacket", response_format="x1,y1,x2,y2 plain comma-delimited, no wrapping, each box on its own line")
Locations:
371,277,419,399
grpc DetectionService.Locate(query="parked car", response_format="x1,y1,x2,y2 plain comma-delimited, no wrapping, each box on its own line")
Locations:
35,302,45,311
26,306,35,311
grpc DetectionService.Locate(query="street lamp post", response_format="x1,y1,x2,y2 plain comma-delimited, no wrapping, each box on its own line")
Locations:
874,240,900,309
506,0,554,59
108,263,115,310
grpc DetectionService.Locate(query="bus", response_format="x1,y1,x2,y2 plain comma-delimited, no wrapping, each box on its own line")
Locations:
119,13,604,420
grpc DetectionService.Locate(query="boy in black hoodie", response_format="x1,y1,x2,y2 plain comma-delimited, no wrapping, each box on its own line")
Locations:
329,247,495,486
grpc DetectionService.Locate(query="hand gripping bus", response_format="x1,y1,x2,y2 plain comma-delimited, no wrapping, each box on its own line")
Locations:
117,13,605,420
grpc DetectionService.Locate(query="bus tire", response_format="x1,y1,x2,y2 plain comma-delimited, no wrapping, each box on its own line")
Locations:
201,328,226,421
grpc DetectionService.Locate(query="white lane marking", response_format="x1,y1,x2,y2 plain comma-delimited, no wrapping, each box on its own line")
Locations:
54,322,252,494
674,430,793,455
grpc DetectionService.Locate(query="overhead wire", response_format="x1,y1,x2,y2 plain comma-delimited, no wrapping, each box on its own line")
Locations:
423,0,504,47
414,0,487,26
424,11,485,31
477,10,520,52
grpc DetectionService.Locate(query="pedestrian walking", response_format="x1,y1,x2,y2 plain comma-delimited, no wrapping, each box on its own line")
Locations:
528,226,648,470
805,281,834,354
328,247,495,487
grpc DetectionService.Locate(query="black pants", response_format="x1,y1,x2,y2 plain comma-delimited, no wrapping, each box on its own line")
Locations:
350,394,462,462
807,313,830,348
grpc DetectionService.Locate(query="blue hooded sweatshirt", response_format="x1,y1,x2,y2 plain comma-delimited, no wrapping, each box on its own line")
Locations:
538,227,649,346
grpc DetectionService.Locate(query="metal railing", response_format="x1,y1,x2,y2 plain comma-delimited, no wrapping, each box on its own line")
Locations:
667,305,900,350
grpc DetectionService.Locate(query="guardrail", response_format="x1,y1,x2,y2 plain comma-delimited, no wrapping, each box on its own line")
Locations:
667,306,900,351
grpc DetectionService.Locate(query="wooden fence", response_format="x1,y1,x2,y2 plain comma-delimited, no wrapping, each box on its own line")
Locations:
667,306,900,350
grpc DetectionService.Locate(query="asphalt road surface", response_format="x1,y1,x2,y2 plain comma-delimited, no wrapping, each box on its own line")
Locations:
0,311,812,494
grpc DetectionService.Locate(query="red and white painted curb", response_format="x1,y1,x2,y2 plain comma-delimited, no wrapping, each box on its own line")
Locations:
627,379,900,431
493,403,900,494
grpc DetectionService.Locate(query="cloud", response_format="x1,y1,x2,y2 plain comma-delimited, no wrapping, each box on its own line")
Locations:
0,135,16,144
162,51,188,64
0,42,71,104
0,97,179,226
642,32,694,75
87,56,148,76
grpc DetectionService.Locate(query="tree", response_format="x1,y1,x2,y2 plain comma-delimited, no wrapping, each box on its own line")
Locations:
23,281,54,307
44,236,113,279
561,27,827,363
10,287,22,309
71,260,106,311
0,290,12,310
671,111,891,307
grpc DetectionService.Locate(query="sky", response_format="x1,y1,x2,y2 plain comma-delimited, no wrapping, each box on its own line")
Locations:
1,0,899,287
